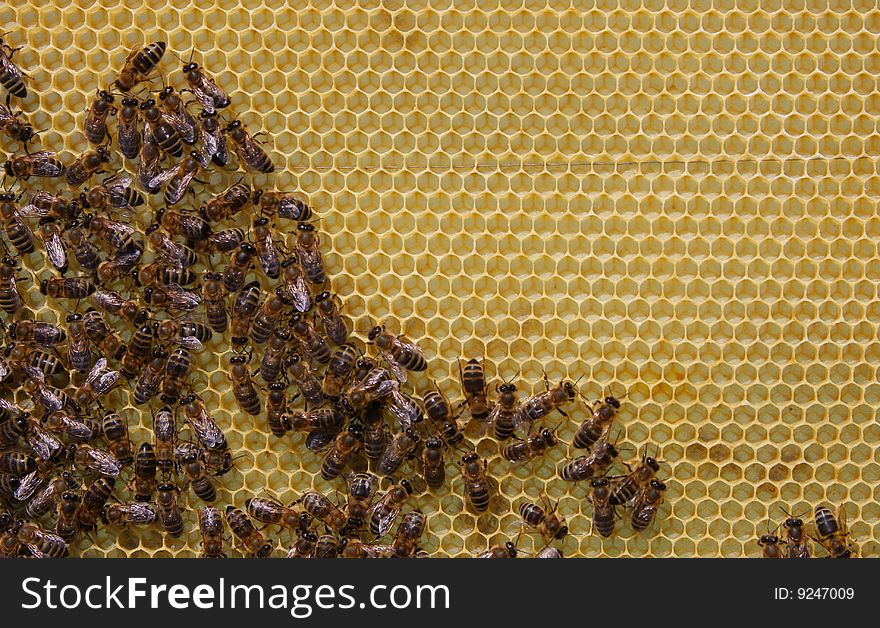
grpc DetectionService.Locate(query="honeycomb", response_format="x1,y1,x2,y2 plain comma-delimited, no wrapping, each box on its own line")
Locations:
1,0,879,558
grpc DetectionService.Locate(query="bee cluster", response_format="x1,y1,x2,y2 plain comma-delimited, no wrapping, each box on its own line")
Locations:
759,504,857,559
0,35,691,558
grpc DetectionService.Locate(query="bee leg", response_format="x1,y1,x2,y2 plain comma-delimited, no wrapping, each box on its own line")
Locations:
542,371,550,391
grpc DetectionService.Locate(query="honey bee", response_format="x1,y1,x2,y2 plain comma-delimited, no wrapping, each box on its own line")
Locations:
75,357,120,407
225,505,272,557
573,395,622,450
15,521,69,558
4,342,66,376
222,242,256,293
25,422,64,461
421,435,446,490
62,221,100,272
502,427,559,464
279,255,311,313
423,387,464,447
201,272,228,333
519,376,579,426
133,442,157,502
102,502,158,527
320,343,357,398
342,472,377,534
65,146,111,188
299,490,347,534
368,479,414,536
43,410,102,442
152,406,176,476
379,427,420,477
560,439,619,483
781,511,811,559
287,523,319,558
260,327,290,380
225,119,274,173
197,227,243,254
814,505,855,558
82,309,126,360
155,207,211,243
588,477,616,537
254,189,313,222
0,191,35,254
146,225,198,268
133,349,168,405
284,407,344,438
140,97,183,158
535,547,563,558
519,497,569,541
7,320,66,347
137,131,162,194
391,510,427,557
0,449,36,475
143,283,201,312
135,261,197,289
314,534,340,558
609,447,662,506
120,324,154,379
99,411,132,466
252,217,280,279
759,529,784,559
76,476,115,531
95,242,143,285
83,89,116,145
24,473,70,520
152,151,202,206
201,182,250,223
82,213,137,251
321,427,362,481
0,101,34,144
265,382,288,437
459,451,493,514
36,218,67,272
199,507,225,558
345,367,396,411
630,479,667,533
68,443,122,477
229,353,262,416
289,312,331,364
0,256,23,314
20,190,81,221
180,393,228,452
158,85,197,145
0,412,28,446
156,482,184,537
4,151,65,179
313,291,348,345
55,491,81,542
197,111,228,167
477,541,518,558
0,36,28,99
339,538,394,559
181,54,230,113
294,222,324,284
117,97,141,159
81,174,145,214
180,451,216,503
88,289,146,327
113,42,166,92
156,319,212,346
20,367,66,413
250,290,285,345
368,324,427,382
489,378,522,441
245,496,300,528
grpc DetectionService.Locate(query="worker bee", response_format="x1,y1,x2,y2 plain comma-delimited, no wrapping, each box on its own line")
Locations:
4,151,65,179
294,222,324,284
0,256,23,314
133,442,157,502
503,427,559,464
0,449,35,475
286,353,325,407
134,261,197,289
630,479,667,533
421,436,446,490
226,506,273,557
519,497,569,541
279,255,311,312
199,507,225,558
379,425,420,477
259,326,290,382
197,110,228,167
155,207,211,243
156,482,184,537
5,343,66,376
253,217,282,281
181,393,228,452
20,367,66,413
101,502,158,527
7,320,66,347
25,422,64,461
477,541,518,558
20,190,81,221
781,511,811,559
101,410,133,464
225,119,274,173
133,349,168,405
368,479,414,536
289,312,331,364
143,283,201,311
83,89,116,145
82,309,126,360
65,146,111,188
120,324,154,379
391,511,427,557
161,349,199,410
81,174,145,214
36,218,67,272
0,36,28,99
201,182,250,223
573,395,622,450
56,491,81,542
321,427,362,481
423,388,464,446
146,224,198,267
74,357,120,407
459,451,493,514
137,131,162,193
155,318,212,345
25,474,71,520
116,97,141,159
814,505,855,558
345,367,396,411
759,529,784,558
68,443,122,477
15,521,69,558
254,189,313,221
489,378,522,441
229,353,262,416
95,242,143,285
314,291,348,345
62,221,100,272
244,497,300,528
180,451,216,503
43,410,102,442
153,406,176,475
609,447,662,506
202,272,228,333
198,227,243,254
158,85,197,144
0,412,28,446
341,472,377,534
181,54,230,113
0,101,33,145
368,324,427,382
588,477,616,538
265,381,288,437
82,213,136,251
0,191,35,254
250,290,285,345
519,376,579,425
222,242,256,293
113,41,166,92
151,151,202,206
560,439,620,483
140,97,183,158
314,534,340,558
319,344,356,399
78,477,116,531
300,490,347,534
90,289,149,326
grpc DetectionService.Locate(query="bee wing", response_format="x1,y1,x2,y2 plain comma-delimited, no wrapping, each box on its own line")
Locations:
82,357,108,388
198,126,220,167
13,469,43,501
33,528,68,547
185,408,224,449
0,103,13,123
286,275,311,313
90,288,124,311
191,71,230,111
380,349,408,384
85,447,122,476
257,238,279,274
64,417,99,441
23,365,46,382
376,508,399,537
95,369,121,394
305,430,337,452
28,152,64,177
43,230,67,270
0,396,19,416
147,161,182,190
125,502,158,524
174,335,204,351
162,107,197,145
25,544,50,559
162,284,201,310
19,192,58,217
26,424,63,460
165,168,198,205
387,390,416,430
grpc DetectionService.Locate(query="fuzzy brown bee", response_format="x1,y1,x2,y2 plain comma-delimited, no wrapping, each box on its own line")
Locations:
113,42,166,92
83,89,116,145
225,119,274,173
65,147,111,188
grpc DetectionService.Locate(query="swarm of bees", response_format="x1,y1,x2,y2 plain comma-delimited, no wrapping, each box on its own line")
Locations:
759,504,859,559
0,33,687,560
